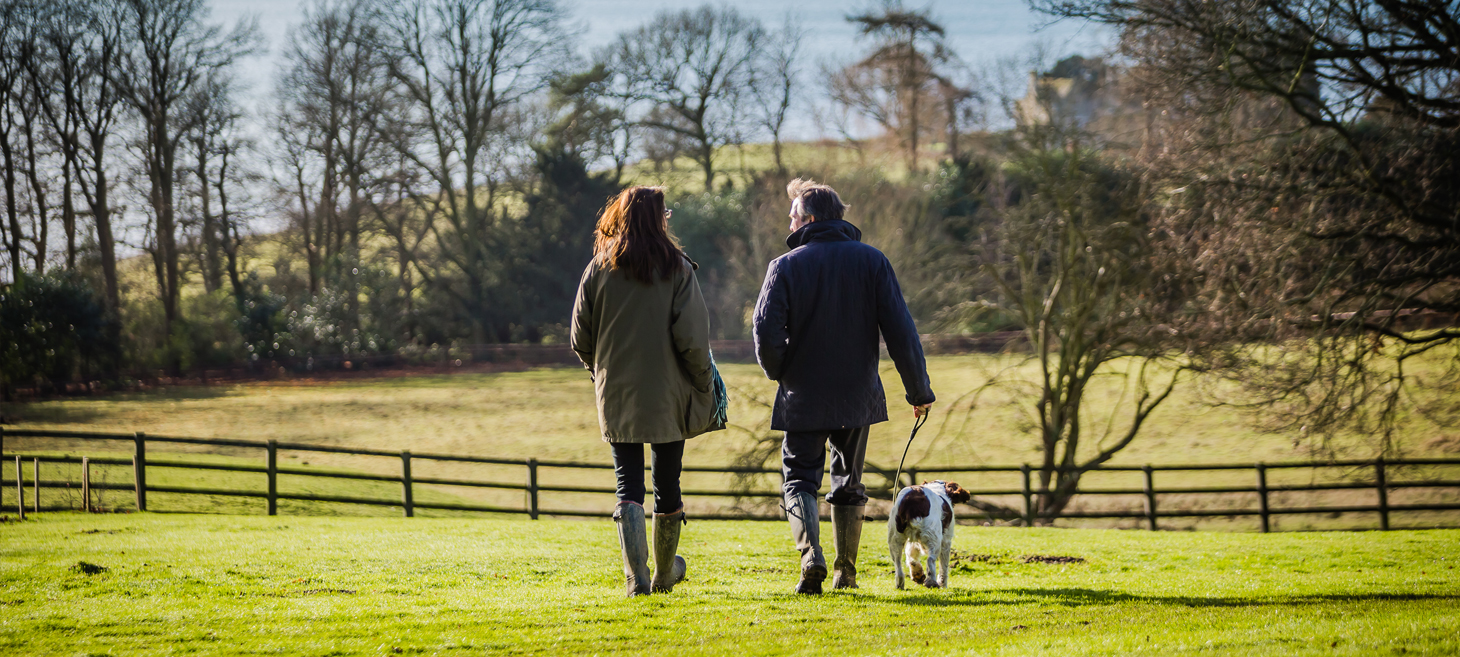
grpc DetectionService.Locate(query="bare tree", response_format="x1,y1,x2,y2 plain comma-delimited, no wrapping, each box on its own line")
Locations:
750,15,803,177
0,0,31,281
1038,0,1460,446
274,112,326,295
72,0,126,312
832,1,959,171
379,0,568,342
111,0,257,354
15,36,51,275
277,0,397,304
963,127,1184,521
21,0,81,270
607,5,763,192
210,112,255,304
179,72,243,294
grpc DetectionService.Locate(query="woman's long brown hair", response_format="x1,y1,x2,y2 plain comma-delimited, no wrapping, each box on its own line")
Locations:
593,186,684,284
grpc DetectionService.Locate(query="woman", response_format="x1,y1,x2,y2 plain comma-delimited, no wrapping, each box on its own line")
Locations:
570,186,720,597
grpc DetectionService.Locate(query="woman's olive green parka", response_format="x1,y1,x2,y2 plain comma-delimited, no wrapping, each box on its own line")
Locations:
570,256,716,444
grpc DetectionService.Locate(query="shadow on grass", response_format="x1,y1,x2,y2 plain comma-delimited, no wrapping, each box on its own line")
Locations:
3,386,239,424
888,587,1460,608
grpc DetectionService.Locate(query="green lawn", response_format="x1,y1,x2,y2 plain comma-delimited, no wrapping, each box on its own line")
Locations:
1,513,1457,655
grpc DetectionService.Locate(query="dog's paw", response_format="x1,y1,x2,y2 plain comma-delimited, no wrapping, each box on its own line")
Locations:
895,579,905,590
909,562,926,584
922,579,941,589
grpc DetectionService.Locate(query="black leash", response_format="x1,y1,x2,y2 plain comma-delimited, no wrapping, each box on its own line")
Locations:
892,412,929,494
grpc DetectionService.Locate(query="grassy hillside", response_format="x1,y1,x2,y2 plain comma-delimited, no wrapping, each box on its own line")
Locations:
2,513,1457,655
113,139,859,310
618,140,920,193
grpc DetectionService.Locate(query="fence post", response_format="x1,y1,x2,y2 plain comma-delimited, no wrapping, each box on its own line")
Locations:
133,432,147,512
1375,457,1389,531
266,440,278,517
15,456,24,520
906,469,918,489
1256,463,1270,533
400,451,414,518
1142,465,1158,531
527,458,539,520
82,457,91,513
1020,464,1033,527
32,457,39,513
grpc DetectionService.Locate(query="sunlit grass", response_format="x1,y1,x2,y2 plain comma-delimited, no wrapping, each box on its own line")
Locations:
8,354,1451,469
619,139,925,194
1,513,1456,655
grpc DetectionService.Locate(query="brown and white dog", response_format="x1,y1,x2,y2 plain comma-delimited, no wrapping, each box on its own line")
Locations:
888,480,971,589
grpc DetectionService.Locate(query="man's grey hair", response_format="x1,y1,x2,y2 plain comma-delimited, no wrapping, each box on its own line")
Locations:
787,178,849,223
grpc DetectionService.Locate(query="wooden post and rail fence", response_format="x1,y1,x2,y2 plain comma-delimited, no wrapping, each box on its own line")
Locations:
4,427,1459,531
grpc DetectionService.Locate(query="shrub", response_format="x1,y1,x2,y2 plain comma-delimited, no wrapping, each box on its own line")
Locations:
0,272,116,395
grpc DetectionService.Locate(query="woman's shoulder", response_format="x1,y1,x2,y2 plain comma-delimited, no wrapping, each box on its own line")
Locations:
578,258,601,286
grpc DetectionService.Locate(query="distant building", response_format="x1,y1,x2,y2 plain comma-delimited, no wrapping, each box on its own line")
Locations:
1014,56,1125,129
1016,55,1324,151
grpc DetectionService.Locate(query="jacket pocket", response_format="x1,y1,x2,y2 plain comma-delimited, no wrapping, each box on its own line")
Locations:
683,361,728,437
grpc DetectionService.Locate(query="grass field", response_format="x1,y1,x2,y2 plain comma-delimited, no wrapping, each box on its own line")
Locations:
5,355,1458,528
10,356,1453,467
618,140,918,193
1,512,1458,655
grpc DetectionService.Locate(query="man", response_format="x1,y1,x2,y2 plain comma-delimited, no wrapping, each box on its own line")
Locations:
753,178,935,595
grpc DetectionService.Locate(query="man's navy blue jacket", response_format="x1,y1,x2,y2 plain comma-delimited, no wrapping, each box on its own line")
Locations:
752,218,935,432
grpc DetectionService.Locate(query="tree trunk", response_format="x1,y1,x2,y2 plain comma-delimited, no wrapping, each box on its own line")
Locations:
294,165,319,295
700,141,715,192
1,125,20,281
87,132,120,313
945,94,959,162
195,137,222,293
21,109,47,274
218,148,244,302
772,134,785,176
346,171,362,331
62,162,76,269
148,112,181,364
319,132,337,279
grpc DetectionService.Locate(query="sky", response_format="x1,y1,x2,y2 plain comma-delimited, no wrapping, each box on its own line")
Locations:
209,0,1113,137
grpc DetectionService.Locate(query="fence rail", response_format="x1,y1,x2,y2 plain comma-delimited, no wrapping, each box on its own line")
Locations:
4,427,1459,530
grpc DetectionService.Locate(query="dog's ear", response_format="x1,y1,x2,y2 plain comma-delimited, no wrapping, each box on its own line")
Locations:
945,482,971,504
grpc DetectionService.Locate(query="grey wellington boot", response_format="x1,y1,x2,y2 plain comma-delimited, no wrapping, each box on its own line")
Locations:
612,502,652,597
830,505,864,590
785,491,827,595
650,507,689,593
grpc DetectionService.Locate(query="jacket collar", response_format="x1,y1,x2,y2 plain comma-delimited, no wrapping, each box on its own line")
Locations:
786,219,863,249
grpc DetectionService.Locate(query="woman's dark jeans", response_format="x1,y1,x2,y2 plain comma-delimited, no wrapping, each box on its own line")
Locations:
611,441,685,514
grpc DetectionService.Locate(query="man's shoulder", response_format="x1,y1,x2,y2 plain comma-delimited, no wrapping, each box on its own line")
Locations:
774,240,887,267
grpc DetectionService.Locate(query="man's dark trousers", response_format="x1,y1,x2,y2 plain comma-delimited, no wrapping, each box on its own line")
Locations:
782,426,870,507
